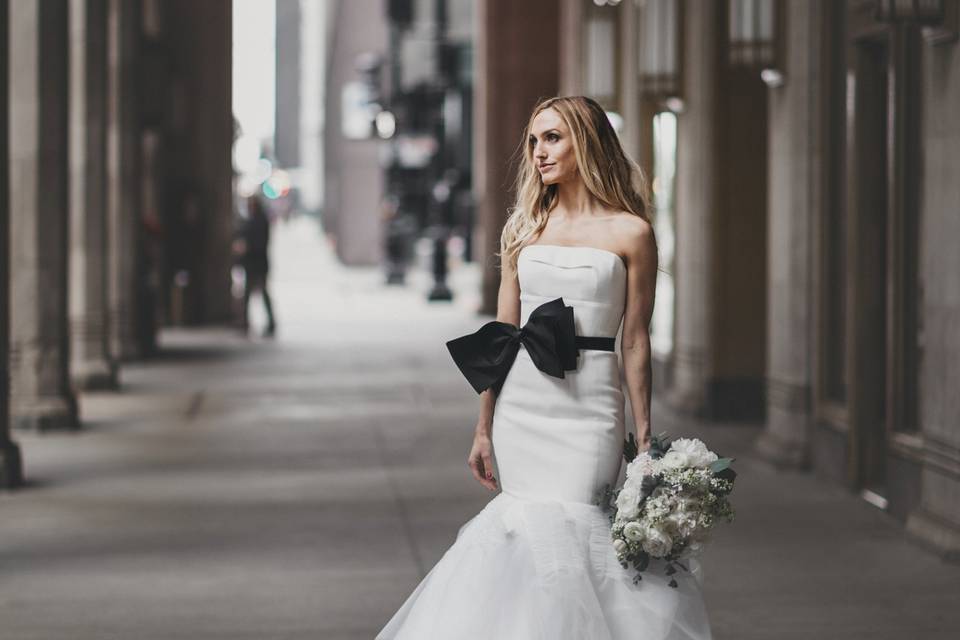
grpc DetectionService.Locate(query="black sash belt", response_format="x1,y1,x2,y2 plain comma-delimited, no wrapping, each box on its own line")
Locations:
575,336,616,352
446,297,616,395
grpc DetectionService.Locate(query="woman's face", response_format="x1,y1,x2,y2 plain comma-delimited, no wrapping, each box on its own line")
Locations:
530,108,577,186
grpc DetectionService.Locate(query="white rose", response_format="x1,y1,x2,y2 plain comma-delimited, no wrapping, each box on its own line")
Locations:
660,450,690,470
612,538,628,554
623,521,645,542
615,486,641,519
627,452,660,478
641,525,673,557
669,438,719,468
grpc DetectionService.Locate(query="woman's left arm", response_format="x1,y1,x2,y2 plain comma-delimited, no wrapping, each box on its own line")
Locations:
620,221,658,452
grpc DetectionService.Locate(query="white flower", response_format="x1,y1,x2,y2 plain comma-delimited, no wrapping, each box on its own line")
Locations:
641,525,673,557
623,521,645,542
668,438,719,468
615,486,642,520
626,452,660,478
660,450,690,470
612,538,627,554
667,511,698,538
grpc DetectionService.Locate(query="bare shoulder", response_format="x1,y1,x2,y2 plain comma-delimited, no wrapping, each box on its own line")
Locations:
609,214,655,263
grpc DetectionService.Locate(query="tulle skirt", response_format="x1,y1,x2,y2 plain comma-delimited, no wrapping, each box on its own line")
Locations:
375,489,713,640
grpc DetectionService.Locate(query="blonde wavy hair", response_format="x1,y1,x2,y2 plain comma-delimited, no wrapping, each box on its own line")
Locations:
499,96,653,271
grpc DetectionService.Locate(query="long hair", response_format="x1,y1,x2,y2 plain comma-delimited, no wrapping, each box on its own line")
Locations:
499,96,653,271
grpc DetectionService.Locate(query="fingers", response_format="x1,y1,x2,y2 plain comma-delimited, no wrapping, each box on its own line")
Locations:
467,451,498,491
481,452,493,478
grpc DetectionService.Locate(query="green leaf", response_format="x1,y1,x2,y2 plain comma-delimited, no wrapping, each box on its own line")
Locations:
709,457,734,473
623,433,638,463
715,466,737,483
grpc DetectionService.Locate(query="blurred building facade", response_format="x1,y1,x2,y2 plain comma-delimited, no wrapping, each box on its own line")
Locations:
472,0,959,558
1,0,234,483
322,0,474,276
273,0,328,219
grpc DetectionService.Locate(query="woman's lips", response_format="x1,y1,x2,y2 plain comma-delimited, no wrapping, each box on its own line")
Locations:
539,163,555,172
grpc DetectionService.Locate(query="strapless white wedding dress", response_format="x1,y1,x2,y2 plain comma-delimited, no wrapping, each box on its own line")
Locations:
376,244,712,639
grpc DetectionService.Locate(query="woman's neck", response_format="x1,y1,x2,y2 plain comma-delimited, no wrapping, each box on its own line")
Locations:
554,177,597,220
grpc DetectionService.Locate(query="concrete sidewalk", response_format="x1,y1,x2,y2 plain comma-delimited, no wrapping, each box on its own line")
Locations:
1,216,958,639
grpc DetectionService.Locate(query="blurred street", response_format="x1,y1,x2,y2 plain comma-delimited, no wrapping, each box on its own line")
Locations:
0,216,957,640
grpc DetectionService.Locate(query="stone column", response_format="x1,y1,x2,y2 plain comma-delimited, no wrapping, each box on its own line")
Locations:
1,0,25,485
164,0,234,323
558,0,583,97
666,1,721,415
8,0,78,431
754,0,821,467
476,0,560,315
106,0,141,361
69,0,117,389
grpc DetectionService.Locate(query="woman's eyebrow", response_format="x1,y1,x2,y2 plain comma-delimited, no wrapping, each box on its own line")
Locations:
530,128,560,138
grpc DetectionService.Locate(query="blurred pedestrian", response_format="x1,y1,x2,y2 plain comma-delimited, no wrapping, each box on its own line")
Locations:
239,196,277,337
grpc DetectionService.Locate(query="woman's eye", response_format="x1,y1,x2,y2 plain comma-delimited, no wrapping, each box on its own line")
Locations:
547,134,559,142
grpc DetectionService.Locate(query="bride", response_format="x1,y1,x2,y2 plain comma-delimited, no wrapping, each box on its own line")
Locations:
376,96,712,639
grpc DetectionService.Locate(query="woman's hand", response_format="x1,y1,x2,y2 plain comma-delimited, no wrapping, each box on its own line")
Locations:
467,432,498,491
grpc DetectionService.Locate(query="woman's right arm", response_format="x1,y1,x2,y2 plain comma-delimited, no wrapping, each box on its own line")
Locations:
468,251,521,491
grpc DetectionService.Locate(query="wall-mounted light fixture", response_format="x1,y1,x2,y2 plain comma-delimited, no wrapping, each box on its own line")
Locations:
661,96,685,114
760,68,785,88
874,0,944,23
638,0,682,101
728,0,786,86
874,0,959,45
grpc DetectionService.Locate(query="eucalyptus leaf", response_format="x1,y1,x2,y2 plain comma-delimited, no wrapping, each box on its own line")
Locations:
709,457,734,473
715,466,737,483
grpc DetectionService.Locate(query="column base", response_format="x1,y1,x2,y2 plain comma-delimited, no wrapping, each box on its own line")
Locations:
72,358,119,391
664,384,707,418
906,507,960,562
12,395,79,432
754,428,809,470
0,440,24,489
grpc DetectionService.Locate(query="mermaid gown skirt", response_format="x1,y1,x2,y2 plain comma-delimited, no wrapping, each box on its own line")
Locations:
376,244,712,639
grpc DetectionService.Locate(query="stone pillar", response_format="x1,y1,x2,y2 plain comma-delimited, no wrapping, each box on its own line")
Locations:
558,0,583,97
166,0,234,323
106,0,141,361
1,0,25,485
275,0,301,168
477,0,560,315
69,0,117,389
754,0,821,468
8,0,79,431
666,1,721,415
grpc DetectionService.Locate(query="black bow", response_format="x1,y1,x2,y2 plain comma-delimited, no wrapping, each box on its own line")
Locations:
446,297,578,394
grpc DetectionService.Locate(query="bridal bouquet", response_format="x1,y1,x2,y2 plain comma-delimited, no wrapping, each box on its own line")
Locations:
595,433,736,588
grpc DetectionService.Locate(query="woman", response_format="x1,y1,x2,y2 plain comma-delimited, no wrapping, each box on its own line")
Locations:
376,96,712,639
